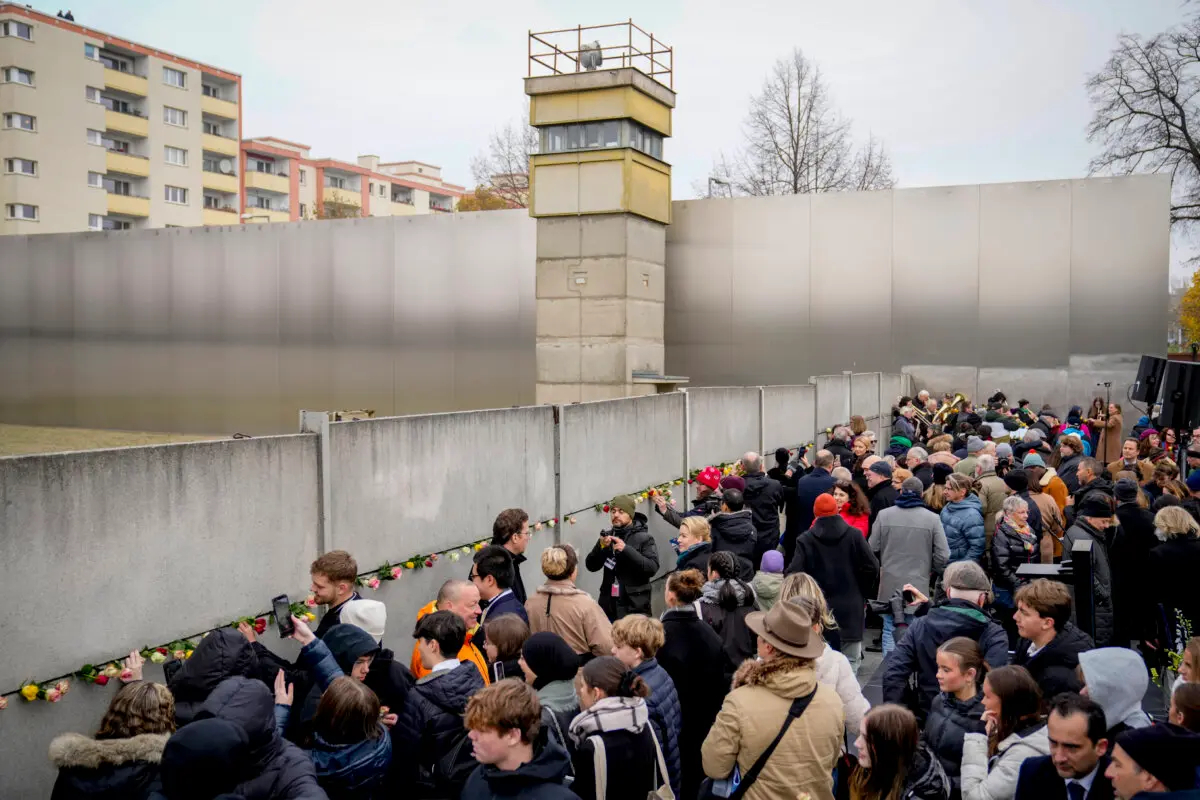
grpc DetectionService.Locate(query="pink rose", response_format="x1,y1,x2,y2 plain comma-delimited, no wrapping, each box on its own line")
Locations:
367,577,380,590
391,567,402,579
55,680,70,695
0,696,7,710
305,595,317,607
173,650,186,660
45,688,62,703
119,668,134,682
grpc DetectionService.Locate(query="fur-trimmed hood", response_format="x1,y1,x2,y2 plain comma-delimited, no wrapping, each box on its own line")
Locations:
731,654,818,697
534,579,589,597
49,732,169,769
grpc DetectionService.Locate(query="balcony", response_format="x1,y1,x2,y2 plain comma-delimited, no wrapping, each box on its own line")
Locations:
201,94,238,120
245,171,289,194
390,200,420,216
201,132,238,156
322,187,361,208
202,207,239,226
105,150,150,178
202,170,238,194
242,209,290,223
105,109,148,138
104,68,147,97
107,192,150,217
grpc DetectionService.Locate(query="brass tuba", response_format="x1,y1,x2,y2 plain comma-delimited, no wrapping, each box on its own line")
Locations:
932,393,968,426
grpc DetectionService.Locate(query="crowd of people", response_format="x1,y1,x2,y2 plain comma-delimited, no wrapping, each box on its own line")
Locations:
44,392,1200,799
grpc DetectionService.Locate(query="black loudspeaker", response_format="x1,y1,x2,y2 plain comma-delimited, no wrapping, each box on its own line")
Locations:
1159,362,1200,431
1131,355,1167,403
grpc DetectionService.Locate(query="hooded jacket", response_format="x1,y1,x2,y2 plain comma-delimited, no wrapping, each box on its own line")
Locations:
742,471,785,544
701,656,844,800
656,492,722,529
882,599,1010,718
1078,648,1151,738
1058,453,1085,493
148,717,253,800
305,728,391,799
784,468,836,561
815,642,869,738
903,745,953,800
535,680,580,760
460,730,575,800
787,515,879,641
751,571,782,612
197,677,325,800
169,628,260,726
941,495,986,563
288,625,380,742
708,508,758,579
397,661,487,794
1149,534,1200,640
1062,518,1115,646
699,579,759,682
632,657,682,798
524,579,614,660
584,512,660,620
1011,622,1092,700
923,690,985,791
869,492,950,600
657,605,728,800
961,723,1050,800
675,540,712,575
50,732,169,800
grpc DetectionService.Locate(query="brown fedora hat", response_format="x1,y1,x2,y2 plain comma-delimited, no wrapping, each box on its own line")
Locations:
744,601,825,659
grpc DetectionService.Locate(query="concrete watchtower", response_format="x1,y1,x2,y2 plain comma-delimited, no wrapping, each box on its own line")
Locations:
526,23,683,403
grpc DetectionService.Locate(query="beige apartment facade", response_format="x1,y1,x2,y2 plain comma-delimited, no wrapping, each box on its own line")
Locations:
0,4,241,235
241,137,465,222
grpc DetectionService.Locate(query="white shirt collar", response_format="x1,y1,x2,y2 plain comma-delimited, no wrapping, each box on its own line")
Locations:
431,658,461,674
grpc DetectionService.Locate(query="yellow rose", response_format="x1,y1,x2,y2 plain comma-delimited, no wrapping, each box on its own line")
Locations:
305,613,317,622
20,683,38,701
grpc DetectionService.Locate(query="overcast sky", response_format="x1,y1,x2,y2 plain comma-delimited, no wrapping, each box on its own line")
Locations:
65,1,1190,228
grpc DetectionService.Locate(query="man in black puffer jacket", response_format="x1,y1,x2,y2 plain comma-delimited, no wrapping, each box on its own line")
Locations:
399,610,487,798
196,677,325,800
585,496,660,621
739,452,785,563
168,628,261,727
708,488,758,580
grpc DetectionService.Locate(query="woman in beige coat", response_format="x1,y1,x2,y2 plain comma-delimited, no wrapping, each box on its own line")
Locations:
701,601,844,800
524,543,613,660
1089,403,1123,464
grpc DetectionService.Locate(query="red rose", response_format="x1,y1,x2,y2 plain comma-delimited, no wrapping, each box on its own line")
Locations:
424,559,433,568
156,648,168,655
603,505,610,512
94,675,109,686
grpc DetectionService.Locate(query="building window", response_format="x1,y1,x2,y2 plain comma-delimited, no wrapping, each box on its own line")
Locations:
379,184,387,197
6,203,37,220
162,66,186,88
203,120,222,136
4,157,35,175
325,175,346,189
300,203,307,217
99,51,131,72
101,96,134,114
392,186,413,205
88,171,104,188
103,136,129,153
85,86,101,103
163,106,187,127
164,145,188,166
298,170,306,185
164,185,188,204
103,219,130,231
88,214,103,230
2,20,33,40
249,158,274,174
538,120,663,159
2,66,34,85
105,177,131,195
87,128,104,145
84,43,99,60
202,84,220,98
4,112,35,131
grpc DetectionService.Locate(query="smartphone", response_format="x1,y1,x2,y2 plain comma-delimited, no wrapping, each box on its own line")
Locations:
272,594,294,638
493,661,505,682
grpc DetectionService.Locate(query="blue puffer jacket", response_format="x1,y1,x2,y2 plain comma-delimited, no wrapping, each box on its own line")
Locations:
940,495,985,563
632,658,682,798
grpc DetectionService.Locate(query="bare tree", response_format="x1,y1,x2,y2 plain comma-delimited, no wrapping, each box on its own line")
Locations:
470,111,537,209
1087,17,1200,230
710,48,896,196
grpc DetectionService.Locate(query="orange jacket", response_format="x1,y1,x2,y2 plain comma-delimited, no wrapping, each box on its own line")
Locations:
409,599,490,685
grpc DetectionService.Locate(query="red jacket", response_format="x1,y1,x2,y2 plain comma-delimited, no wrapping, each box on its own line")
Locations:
841,508,869,537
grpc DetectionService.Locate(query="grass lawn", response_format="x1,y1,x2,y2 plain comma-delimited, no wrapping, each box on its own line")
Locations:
0,424,224,457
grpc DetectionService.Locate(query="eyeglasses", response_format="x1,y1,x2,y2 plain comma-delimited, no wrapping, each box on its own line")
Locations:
469,571,480,581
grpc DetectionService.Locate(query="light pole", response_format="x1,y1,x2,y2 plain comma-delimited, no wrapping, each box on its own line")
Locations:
707,177,729,198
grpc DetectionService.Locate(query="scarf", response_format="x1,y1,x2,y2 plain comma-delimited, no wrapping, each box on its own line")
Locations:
568,696,648,746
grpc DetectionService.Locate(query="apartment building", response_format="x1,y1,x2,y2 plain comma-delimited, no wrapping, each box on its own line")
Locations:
241,137,465,221
0,4,241,234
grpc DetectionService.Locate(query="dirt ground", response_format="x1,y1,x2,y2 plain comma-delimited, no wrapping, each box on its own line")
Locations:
0,424,224,457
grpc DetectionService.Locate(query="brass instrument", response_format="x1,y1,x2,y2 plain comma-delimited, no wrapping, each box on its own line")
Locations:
932,393,969,426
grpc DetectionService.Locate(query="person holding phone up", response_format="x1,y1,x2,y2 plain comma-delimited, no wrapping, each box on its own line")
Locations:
585,495,660,622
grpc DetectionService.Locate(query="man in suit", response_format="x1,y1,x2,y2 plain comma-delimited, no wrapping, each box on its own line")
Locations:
472,545,529,625
1016,692,1114,800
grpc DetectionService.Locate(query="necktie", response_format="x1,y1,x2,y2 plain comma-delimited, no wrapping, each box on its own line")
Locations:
1067,781,1086,800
